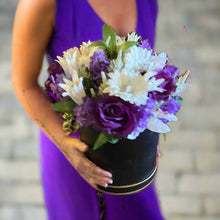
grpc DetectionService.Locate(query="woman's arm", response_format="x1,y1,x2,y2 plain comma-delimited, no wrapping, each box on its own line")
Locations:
12,0,112,188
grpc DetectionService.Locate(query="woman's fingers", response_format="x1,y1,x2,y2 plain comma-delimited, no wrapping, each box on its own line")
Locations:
73,138,89,152
72,149,113,188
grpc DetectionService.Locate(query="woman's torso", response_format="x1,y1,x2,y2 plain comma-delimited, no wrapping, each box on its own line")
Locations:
46,0,158,62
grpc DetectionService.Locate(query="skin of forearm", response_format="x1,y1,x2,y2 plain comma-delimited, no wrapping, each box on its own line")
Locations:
13,82,73,150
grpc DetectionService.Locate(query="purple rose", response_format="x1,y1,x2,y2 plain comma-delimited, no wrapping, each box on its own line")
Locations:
90,95,141,138
45,61,67,102
150,66,177,101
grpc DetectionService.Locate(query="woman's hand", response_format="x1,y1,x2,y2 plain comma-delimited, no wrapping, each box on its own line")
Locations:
62,137,113,189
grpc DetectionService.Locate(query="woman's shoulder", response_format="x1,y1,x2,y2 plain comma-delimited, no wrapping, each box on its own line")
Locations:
14,0,56,35
17,0,56,22
19,0,56,9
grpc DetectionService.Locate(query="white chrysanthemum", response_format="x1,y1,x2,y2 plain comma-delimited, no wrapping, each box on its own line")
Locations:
78,41,100,69
147,52,168,75
124,46,151,72
56,47,79,77
56,41,100,78
116,36,126,46
103,69,150,106
110,49,124,71
127,32,141,42
59,70,86,105
147,110,177,133
124,47,168,79
174,70,190,95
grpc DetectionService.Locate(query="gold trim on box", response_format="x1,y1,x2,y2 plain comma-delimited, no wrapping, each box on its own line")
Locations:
108,165,157,189
97,169,157,195
97,164,158,195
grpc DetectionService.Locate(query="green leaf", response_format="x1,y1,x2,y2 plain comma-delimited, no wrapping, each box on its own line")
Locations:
62,76,71,81
93,132,108,150
177,96,183,105
73,121,80,133
119,41,138,51
163,133,167,141
93,132,119,150
108,136,119,144
103,24,116,41
88,40,108,49
83,77,94,97
51,100,75,113
62,113,74,135
103,24,117,59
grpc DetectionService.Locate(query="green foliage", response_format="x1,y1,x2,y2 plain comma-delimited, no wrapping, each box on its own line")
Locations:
73,121,80,133
103,24,117,58
62,113,74,135
89,24,138,60
93,132,119,150
119,41,138,51
51,100,75,114
163,133,167,141
89,40,108,49
83,77,95,97
177,96,183,105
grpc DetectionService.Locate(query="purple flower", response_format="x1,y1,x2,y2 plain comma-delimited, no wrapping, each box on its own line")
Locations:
160,97,181,114
48,61,64,75
149,66,177,101
45,61,67,102
164,65,179,78
128,98,155,138
139,40,152,51
73,97,93,127
139,40,156,55
90,95,141,138
89,51,110,88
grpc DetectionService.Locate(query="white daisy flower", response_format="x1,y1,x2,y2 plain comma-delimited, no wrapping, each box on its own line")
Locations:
147,52,168,75
124,47,168,79
127,32,141,42
124,46,152,73
59,70,86,105
103,69,150,106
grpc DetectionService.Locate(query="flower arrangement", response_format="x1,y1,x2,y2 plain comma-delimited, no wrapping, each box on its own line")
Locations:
45,24,190,150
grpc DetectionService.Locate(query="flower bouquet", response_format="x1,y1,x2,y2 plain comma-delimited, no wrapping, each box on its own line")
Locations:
45,24,189,194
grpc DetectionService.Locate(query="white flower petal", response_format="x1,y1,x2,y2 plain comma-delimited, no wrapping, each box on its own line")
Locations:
58,72,86,105
147,117,171,133
126,32,141,42
103,69,149,106
124,46,152,73
175,70,190,95
56,47,79,77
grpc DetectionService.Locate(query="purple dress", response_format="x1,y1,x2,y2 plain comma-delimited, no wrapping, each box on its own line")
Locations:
40,0,165,219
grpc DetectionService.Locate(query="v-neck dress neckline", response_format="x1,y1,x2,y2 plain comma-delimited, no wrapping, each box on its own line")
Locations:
85,0,140,35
